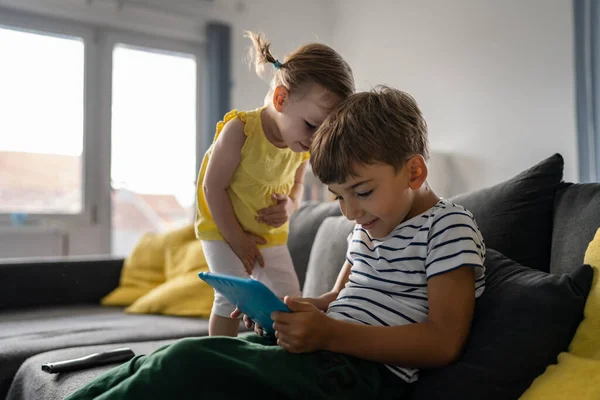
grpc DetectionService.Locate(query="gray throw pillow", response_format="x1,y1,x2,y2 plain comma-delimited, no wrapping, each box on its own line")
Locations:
550,182,600,274
410,249,593,400
450,154,564,272
288,201,341,288
302,216,354,298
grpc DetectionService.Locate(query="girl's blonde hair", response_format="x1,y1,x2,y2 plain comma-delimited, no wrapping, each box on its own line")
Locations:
245,31,355,102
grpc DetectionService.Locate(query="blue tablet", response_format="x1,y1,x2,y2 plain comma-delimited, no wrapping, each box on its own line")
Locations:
198,272,290,334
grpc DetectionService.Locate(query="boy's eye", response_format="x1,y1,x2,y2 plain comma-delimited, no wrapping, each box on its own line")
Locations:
305,121,316,129
357,190,373,198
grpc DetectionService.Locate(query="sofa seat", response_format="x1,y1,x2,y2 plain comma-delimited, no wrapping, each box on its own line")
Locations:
0,305,208,397
6,339,178,400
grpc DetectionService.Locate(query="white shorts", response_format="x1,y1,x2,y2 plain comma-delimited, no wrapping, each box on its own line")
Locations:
201,240,301,318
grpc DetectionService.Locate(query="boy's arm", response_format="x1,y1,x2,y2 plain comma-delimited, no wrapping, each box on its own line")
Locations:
302,260,352,311
323,266,476,368
275,210,483,368
276,266,475,368
233,261,351,333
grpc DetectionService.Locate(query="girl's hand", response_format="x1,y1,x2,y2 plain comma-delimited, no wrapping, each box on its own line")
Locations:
256,194,295,228
228,231,267,274
272,296,335,353
230,308,265,336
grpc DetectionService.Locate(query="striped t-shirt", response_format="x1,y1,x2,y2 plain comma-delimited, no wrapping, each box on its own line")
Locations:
326,198,486,383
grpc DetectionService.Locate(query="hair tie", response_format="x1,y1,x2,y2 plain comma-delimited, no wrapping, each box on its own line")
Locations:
273,60,282,69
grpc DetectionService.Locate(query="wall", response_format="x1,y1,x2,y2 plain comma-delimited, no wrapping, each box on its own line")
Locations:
226,0,336,110
331,0,578,194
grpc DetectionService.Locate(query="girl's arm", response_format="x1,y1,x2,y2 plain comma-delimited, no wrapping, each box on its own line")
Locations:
288,161,309,212
256,161,309,227
203,118,266,272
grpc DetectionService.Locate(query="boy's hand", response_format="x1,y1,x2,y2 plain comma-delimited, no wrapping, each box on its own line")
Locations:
272,296,334,353
256,194,295,228
228,232,266,274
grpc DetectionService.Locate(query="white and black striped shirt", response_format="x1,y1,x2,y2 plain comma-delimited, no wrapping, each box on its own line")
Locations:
326,198,486,383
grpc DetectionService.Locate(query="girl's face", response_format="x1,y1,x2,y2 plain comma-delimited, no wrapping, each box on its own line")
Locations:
273,84,341,152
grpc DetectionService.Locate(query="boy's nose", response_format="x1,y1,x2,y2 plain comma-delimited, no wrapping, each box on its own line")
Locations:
342,199,364,222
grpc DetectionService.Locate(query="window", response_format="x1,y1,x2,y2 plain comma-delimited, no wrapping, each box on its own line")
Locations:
0,26,84,214
111,44,197,256
0,10,204,259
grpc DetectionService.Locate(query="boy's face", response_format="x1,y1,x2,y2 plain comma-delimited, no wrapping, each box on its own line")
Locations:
327,160,425,239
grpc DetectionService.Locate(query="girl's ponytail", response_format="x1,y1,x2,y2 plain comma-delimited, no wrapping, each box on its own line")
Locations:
245,31,354,102
245,31,282,79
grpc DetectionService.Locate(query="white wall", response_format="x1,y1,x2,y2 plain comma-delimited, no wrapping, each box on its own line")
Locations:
226,0,335,110
331,0,578,195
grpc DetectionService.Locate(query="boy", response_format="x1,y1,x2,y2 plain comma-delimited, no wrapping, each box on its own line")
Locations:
66,87,485,400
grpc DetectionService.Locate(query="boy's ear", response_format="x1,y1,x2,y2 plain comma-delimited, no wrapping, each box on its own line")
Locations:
406,155,428,190
272,86,289,112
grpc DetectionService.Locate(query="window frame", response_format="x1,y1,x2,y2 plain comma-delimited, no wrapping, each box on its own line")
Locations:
0,9,97,224
99,29,203,250
0,8,204,248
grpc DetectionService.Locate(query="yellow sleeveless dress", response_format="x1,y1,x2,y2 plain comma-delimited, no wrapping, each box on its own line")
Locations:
195,108,309,247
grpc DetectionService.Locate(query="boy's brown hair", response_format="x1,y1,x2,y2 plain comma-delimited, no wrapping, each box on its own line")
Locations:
246,31,355,101
310,86,430,184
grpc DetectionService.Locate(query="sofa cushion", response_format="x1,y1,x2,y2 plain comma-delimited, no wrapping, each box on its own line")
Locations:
124,240,213,317
7,339,178,400
102,225,199,307
410,249,593,400
520,228,600,399
550,182,600,275
302,215,354,297
450,154,564,272
0,305,209,399
288,201,341,288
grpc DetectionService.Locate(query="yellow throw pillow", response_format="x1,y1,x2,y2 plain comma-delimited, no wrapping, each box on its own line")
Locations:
125,239,214,317
520,228,600,399
101,225,197,307
101,232,167,306
164,235,206,280
125,270,213,317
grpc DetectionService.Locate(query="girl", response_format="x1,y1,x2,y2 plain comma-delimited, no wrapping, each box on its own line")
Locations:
196,31,354,336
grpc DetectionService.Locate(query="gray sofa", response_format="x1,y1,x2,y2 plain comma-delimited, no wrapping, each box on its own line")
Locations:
1,154,599,399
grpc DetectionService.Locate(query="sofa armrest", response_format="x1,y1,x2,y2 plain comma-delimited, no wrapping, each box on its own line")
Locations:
0,255,124,311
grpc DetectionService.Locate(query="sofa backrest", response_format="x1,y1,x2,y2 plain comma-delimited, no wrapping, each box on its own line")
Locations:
550,182,600,274
289,179,600,296
301,215,354,297
288,201,341,288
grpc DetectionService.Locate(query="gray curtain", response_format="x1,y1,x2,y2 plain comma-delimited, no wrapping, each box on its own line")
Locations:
574,0,600,182
204,22,231,155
